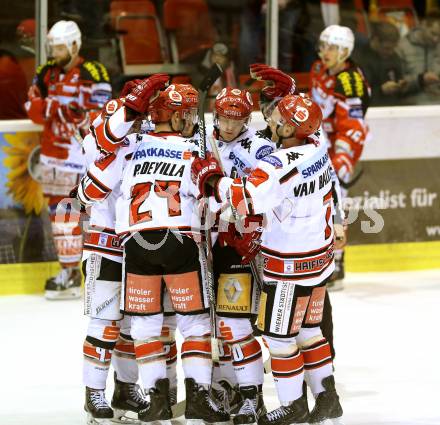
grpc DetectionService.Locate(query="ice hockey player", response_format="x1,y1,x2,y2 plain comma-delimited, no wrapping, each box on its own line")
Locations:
76,80,229,425
25,20,112,299
192,94,344,425
310,24,371,290
207,86,276,423
78,78,168,424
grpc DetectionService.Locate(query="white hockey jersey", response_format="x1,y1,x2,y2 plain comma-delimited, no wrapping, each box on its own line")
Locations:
79,132,201,239
216,134,335,286
80,132,125,263
209,126,276,178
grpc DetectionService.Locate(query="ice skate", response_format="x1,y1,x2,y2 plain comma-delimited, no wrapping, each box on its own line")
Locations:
85,387,114,424
233,385,266,425
185,378,230,425
111,373,148,423
308,376,343,424
327,252,344,292
211,379,242,415
45,267,81,300
258,391,309,425
137,378,172,425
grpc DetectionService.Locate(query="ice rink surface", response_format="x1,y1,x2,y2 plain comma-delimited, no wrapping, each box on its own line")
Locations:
1,269,439,425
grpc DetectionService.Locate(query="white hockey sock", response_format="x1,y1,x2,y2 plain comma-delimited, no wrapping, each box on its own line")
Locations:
134,338,167,390
230,335,264,386
83,320,120,389
113,332,138,383
181,336,212,385
302,338,333,395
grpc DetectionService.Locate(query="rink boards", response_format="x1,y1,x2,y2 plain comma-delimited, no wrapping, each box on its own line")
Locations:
1,105,439,294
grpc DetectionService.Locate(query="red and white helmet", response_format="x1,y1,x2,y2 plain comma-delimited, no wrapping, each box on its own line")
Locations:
215,87,253,121
277,94,322,139
149,84,198,123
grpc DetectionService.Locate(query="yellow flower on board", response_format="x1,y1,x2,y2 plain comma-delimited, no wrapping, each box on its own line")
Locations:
2,132,46,215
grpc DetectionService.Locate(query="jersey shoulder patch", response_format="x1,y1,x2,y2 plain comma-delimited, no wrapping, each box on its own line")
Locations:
335,69,366,99
80,61,111,83
35,60,56,77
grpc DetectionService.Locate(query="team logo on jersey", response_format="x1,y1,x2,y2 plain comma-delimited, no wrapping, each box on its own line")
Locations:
255,145,274,159
240,138,252,153
105,100,118,114
284,260,294,273
98,234,108,247
286,151,303,164
262,155,282,169
182,150,192,160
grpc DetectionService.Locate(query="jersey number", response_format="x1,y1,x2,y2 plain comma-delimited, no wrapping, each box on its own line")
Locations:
323,192,332,240
130,180,182,225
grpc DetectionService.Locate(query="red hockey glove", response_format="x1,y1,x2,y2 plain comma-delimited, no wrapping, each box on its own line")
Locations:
332,152,354,181
218,221,236,248
124,73,170,114
120,79,142,97
60,101,87,126
191,152,223,197
250,63,296,99
234,214,264,264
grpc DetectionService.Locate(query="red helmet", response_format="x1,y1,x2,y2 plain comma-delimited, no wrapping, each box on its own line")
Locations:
215,87,253,120
149,84,198,123
277,94,322,139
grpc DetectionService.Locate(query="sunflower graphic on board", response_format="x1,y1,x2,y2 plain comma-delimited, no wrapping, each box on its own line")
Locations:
1,132,47,262
2,132,45,214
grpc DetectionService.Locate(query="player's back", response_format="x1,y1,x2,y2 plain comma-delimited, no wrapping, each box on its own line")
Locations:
260,138,335,285
116,133,199,236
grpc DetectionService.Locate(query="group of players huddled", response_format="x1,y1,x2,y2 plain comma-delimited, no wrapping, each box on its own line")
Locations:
26,20,370,425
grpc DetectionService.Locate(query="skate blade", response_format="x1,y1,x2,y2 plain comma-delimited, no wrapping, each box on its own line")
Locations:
316,418,344,425
185,420,230,425
45,287,81,300
86,413,114,425
112,409,140,423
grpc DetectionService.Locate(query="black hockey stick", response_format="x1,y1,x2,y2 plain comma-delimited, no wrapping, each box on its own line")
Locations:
209,137,264,292
197,63,223,363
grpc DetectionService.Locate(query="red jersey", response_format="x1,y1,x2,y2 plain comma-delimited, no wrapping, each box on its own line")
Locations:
25,57,111,173
310,59,370,181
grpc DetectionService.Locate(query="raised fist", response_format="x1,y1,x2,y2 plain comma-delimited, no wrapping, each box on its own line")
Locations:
250,63,296,99
124,73,170,114
191,152,223,197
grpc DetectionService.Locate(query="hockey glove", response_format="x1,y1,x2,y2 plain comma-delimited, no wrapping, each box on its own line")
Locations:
191,152,223,197
250,63,296,99
120,78,142,97
60,101,88,126
218,221,237,248
332,152,354,181
234,214,264,264
124,74,170,114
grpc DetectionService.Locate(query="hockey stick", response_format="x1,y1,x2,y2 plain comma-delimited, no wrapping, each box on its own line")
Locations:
197,64,223,363
209,137,265,292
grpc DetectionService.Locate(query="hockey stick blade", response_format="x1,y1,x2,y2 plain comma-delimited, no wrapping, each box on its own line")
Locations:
172,400,186,418
198,63,223,93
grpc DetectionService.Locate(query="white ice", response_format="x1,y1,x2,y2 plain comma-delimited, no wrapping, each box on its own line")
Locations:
1,269,439,425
